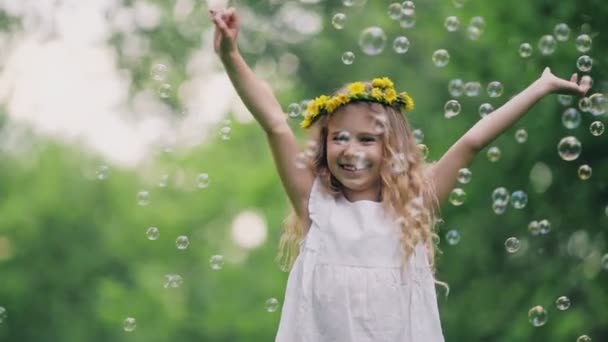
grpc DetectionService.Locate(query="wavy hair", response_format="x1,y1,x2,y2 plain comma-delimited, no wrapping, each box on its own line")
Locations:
276,83,445,288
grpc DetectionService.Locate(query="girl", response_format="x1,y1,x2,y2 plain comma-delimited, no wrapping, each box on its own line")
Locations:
210,7,591,342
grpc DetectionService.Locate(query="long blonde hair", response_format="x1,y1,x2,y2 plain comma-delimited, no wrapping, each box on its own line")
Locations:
276,85,443,281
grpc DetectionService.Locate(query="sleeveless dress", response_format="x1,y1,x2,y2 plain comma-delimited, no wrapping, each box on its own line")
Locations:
275,177,445,342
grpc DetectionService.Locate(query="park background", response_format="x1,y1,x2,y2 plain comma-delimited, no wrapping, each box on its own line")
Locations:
0,0,606,341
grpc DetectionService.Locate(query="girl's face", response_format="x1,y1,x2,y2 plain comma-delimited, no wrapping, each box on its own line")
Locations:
326,104,384,202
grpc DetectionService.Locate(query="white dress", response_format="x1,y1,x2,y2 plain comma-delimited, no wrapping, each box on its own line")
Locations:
275,178,445,342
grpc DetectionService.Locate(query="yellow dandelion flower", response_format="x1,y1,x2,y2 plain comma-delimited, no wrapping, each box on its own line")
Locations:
347,82,365,95
372,77,394,89
371,88,384,101
325,97,341,113
306,101,320,117
385,88,397,104
335,94,349,106
400,92,415,111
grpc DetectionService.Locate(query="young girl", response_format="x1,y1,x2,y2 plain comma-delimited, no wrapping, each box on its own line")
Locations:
210,7,591,342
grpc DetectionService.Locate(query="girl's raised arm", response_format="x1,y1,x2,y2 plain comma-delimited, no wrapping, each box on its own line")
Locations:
211,8,314,218
428,68,591,206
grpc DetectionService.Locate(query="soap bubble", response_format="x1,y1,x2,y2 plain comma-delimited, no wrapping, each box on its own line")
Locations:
555,296,571,311
209,254,225,270
287,103,302,118
590,121,605,136
158,83,172,98
510,190,528,209
577,335,591,342
413,128,424,143
332,13,347,30
446,229,461,245
578,164,592,180
558,94,573,106
487,146,501,162
528,220,541,235
505,237,521,253
123,317,136,332
557,136,582,161
528,306,548,327
444,100,461,118
515,129,528,143
575,34,592,53
487,81,504,97
401,1,415,15
265,298,280,312
444,16,460,32
449,188,466,206
457,168,472,184
464,82,481,97
151,63,168,81
469,16,486,32
359,27,387,56
387,3,403,20
538,35,556,55
163,274,183,288
432,49,450,67
589,93,607,116
492,187,509,206
561,108,581,129
576,55,593,72
197,173,210,188
479,103,494,117
146,226,160,240
137,190,151,206
539,219,551,234
579,97,591,112
466,25,481,40
399,13,416,28
176,235,190,250
342,51,355,65
553,23,570,41
448,79,464,97
519,43,533,58
393,36,410,54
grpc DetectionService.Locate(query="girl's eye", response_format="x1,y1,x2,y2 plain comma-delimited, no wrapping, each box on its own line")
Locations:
361,137,376,143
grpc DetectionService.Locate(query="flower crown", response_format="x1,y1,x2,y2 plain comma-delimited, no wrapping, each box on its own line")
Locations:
300,77,414,129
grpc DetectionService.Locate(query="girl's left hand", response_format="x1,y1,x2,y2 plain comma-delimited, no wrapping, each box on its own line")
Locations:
539,67,592,96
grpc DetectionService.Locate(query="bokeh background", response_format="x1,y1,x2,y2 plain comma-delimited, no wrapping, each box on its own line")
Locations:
0,0,607,341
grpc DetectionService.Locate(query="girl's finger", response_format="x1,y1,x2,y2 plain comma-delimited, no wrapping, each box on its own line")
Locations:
212,13,230,35
570,73,578,83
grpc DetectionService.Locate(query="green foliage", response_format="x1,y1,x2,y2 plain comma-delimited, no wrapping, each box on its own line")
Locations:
0,0,607,341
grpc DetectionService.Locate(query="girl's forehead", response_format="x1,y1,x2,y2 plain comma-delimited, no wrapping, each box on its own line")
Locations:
328,105,385,134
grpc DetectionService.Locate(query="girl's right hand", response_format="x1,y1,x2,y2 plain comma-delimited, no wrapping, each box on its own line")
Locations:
210,7,240,57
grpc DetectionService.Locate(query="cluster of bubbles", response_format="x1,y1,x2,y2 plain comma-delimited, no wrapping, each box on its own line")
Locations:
528,219,552,236
491,187,528,214
163,274,184,288
150,63,172,99
448,79,486,98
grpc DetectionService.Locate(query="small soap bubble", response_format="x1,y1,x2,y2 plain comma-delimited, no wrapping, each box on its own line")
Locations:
342,51,355,65
510,190,528,209
575,34,592,53
515,129,528,143
444,100,461,118
210,254,225,270
553,23,570,41
158,83,172,98
432,49,450,67
558,94,573,106
151,63,168,81
449,188,466,206
96,165,110,180
444,16,460,32
578,97,591,112
158,174,169,188
538,35,556,55
417,144,429,159
528,305,548,327
487,81,504,97
555,296,571,311
505,237,521,253
519,43,533,58
576,55,593,72
399,13,416,28
390,153,408,174
452,0,467,8
470,16,486,32
528,220,541,236
448,79,464,97
457,168,472,184
413,128,424,143
197,173,210,188
602,253,608,270
589,93,608,116
401,1,415,15
393,36,410,54
388,3,403,20
0,306,6,323
123,317,136,332
146,226,160,240
137,190,151,206
492,187,510,206
335,131,351,145
332,13,347,29
163,274,183,288
287,103,302,118
265,298,280,312
466,25,481,40
176,235,190,250
562,108,581,129
445,229,461,245
578,164,592,180
590,121,605,136
577,335,592,342
479,103,494,117
343,0,367,6
538,219,551,234
557,136,582,161
464,82,481,97
359,27,387,56
487,146,501,162
492,202,507,215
